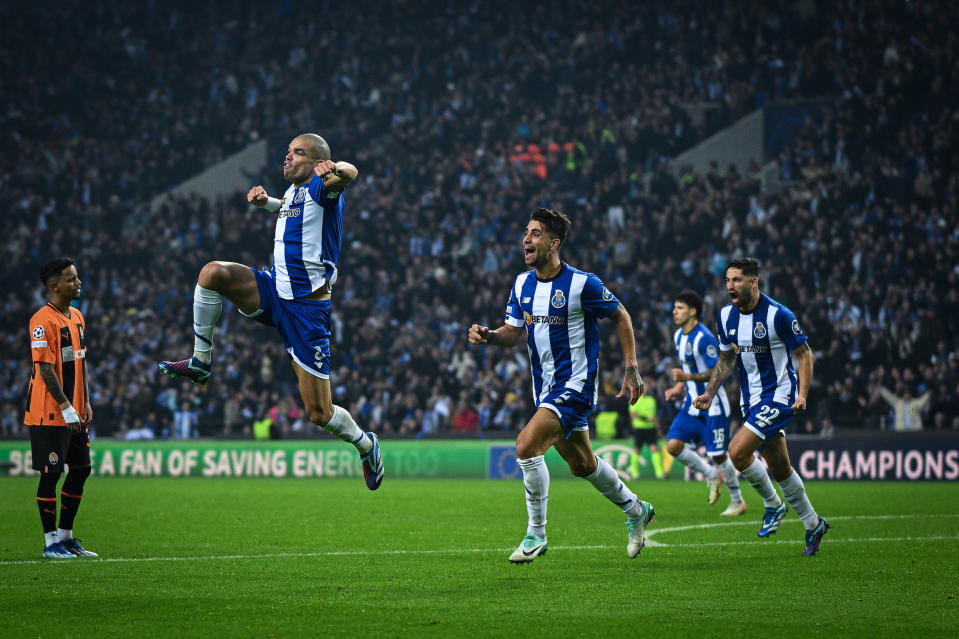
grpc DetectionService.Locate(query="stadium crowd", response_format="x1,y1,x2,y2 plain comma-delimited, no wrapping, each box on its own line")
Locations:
1,0,958,439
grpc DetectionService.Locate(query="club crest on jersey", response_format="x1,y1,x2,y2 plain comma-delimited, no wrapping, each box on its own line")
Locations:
33,326,44,339
292,188,306,204
602,287,614,301
754,322,767,339
551,290,566,309
792,320,803,335
48,452,59,465
684,343,693,355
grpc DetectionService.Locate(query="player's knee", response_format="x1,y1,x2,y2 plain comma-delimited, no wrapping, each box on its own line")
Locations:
567,455,597,477
69,464,92,481
308,406,335,427
728,447,752,471
666,440,684,457
198,261,231,291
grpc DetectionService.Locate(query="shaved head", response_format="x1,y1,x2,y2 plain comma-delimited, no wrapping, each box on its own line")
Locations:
296,133,331,162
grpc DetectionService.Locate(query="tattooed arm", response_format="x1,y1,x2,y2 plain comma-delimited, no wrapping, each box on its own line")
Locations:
692,349,737,411
609,305,645,405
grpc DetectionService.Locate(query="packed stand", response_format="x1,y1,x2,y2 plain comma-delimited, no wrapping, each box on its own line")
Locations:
1,0,957,439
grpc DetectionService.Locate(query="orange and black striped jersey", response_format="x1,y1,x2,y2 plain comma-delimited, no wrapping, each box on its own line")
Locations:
24,303,88,426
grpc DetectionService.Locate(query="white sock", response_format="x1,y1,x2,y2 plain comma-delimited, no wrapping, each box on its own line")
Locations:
779,471,819,530
44,531,59,547
741,458,782,508
716,457,743,502
322,405,372,453
57,528,73,541
584,457,643,519
192,285,222,364
518,456,549,538
676,445,718,478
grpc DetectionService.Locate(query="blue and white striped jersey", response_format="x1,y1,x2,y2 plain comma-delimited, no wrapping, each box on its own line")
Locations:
504,263,620,406
716,293,808,412
674,323,730,418
273,174,344,300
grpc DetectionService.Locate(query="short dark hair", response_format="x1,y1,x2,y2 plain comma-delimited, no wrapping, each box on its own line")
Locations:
297,133,331,161
675,289,703,318
529,208,572,244
727,257,760,278
39,257,75,287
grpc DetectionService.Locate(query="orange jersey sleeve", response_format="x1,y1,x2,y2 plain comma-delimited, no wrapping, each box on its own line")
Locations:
24,304,88,426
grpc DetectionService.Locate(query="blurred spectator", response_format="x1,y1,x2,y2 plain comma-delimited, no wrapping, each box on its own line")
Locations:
878,385,932,432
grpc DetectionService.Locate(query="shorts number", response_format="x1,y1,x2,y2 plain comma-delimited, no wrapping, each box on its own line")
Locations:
755,405,781,428
712,428,725,448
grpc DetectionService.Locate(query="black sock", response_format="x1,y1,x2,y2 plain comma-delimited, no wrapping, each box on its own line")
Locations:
59,466,91,531
37,473,60,535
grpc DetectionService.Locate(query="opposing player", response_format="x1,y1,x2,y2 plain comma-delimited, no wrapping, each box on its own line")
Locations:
468,208,654,563
158,133,383,490
25,258,98,559
694,258,829,555
664,290,745,515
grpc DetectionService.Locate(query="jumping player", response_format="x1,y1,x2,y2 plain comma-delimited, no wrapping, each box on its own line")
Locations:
158,133,383,490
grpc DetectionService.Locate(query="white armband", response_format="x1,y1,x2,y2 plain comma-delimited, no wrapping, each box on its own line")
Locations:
61,405,80,424
264,197,282,212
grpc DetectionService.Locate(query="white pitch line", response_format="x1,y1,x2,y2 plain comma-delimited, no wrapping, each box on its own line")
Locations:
644,512,959,546
2,514,957,566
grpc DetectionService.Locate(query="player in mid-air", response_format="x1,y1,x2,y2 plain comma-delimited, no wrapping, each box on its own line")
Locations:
664,290,746,516
25,258,99,559
694,258,829,555
468,208,654,563
158,133,383,490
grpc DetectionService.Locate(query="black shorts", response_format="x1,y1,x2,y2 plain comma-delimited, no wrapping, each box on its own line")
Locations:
29,425,91,474
632,428,659,448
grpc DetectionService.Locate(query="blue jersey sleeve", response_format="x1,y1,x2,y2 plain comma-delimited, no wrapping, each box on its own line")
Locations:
715,309,732,350
504,284,524,328
306,174,343,210
698,329,720,367
773,305,808,351
581,274,620,319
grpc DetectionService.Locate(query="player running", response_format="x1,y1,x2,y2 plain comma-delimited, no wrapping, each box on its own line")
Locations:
158,133,383,490
468,208,654,563
664,290,746,516
695,258,829,555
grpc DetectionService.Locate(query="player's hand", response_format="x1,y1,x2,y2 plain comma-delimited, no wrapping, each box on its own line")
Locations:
664,386,682,401
61,404,82,432
468,324,490,345
247,185,269,206
616,365,645,405
314,160,338,179
792,395,807,415
692,393,713,412
671,368,687,382
82,403,93,426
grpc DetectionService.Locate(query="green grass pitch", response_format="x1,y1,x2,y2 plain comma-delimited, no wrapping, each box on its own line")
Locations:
1,477,957,637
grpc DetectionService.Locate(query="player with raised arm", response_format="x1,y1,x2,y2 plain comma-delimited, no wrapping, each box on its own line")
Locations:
694,258,829,555
468,208,654,563
158,133,383,490
664,290,746,515
25,258,99,558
